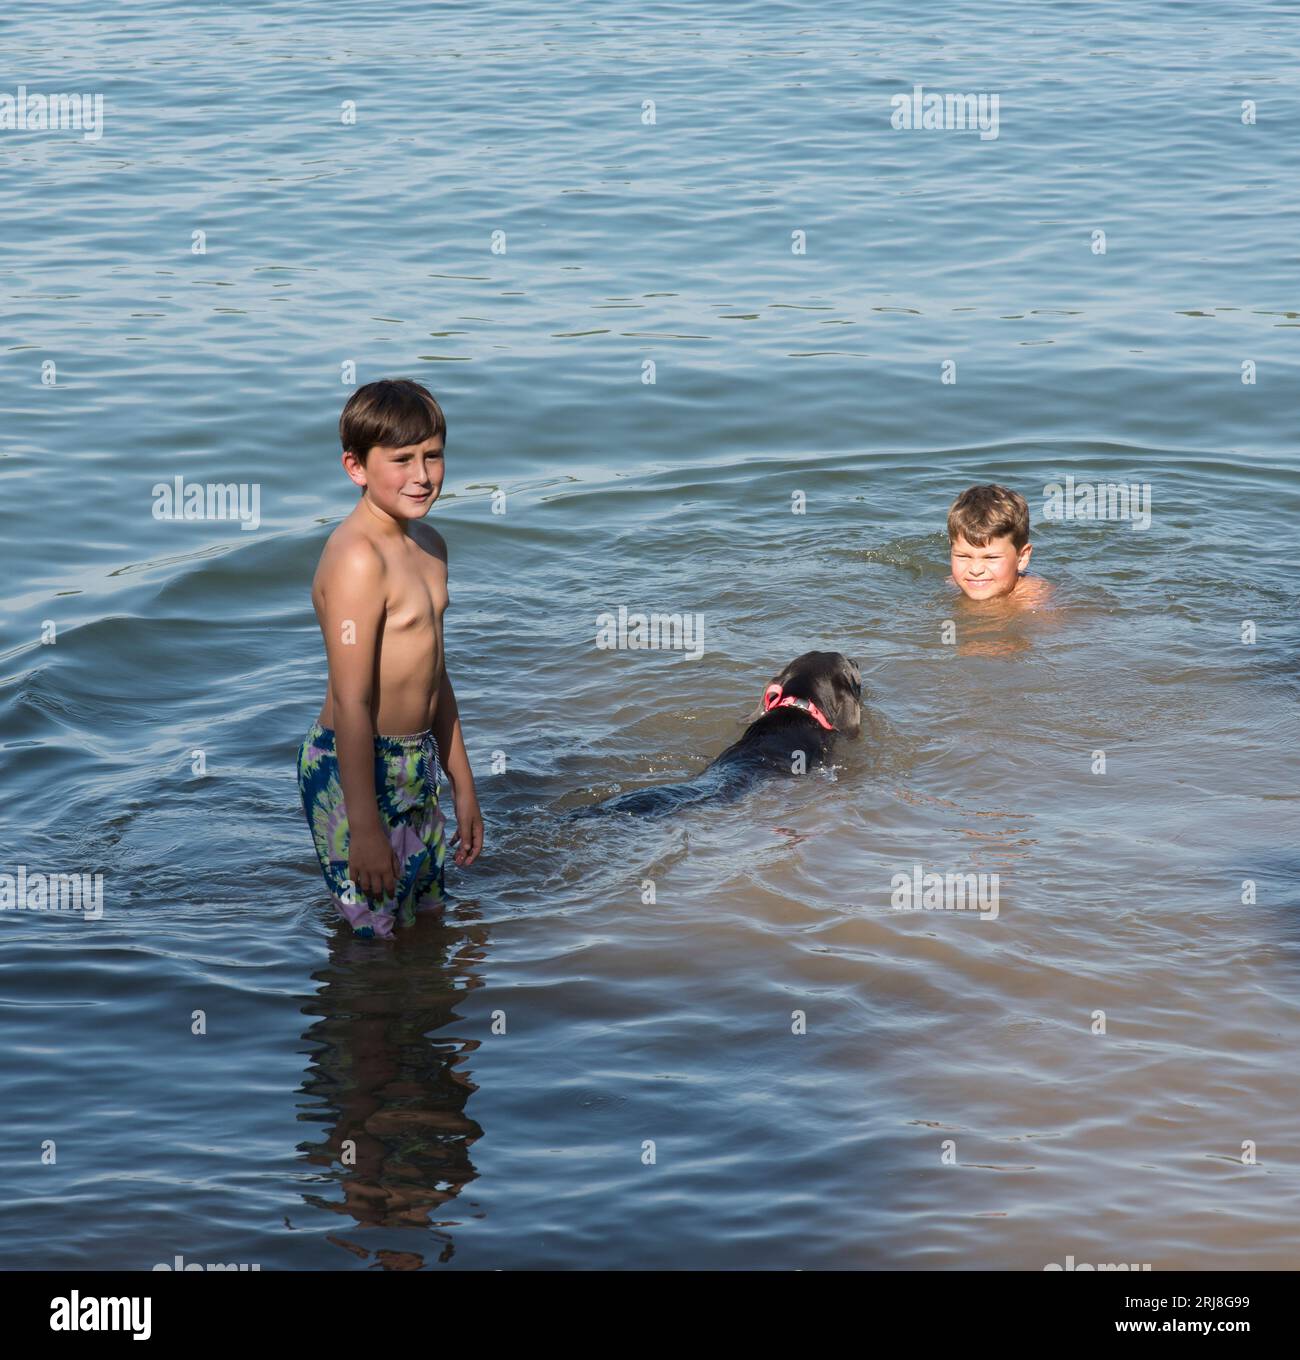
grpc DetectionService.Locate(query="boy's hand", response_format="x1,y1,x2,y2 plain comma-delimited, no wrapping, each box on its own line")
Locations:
349,826,399,902
449,791,484,867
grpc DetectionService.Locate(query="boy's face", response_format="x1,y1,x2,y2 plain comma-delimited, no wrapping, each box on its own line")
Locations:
345,434,445,520
949,532,1031,600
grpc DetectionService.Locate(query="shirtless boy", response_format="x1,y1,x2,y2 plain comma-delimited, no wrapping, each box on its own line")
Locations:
296,379,483,939
946,484,1051,608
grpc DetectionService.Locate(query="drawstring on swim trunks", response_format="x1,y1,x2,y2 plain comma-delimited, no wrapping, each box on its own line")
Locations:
421,732,442,796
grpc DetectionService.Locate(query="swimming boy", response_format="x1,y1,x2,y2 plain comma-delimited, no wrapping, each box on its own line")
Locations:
946,483,1051,607
296,378,483,939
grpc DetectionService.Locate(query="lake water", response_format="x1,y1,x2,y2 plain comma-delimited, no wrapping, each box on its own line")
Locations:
1,1,1298,1271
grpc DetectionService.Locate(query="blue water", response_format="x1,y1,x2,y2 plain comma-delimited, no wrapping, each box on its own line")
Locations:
1,1,1298,1270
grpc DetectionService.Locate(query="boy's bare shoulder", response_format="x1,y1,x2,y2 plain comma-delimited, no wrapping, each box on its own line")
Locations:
314,515,387,590
1015,575,1053,608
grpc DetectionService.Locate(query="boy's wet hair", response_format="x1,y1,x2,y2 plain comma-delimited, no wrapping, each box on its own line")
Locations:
339,378,446,461
947,484,1030,549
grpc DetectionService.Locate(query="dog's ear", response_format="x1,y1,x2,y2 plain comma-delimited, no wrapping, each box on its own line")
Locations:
846,657,863,698
800,665,836,724
826,655,863,731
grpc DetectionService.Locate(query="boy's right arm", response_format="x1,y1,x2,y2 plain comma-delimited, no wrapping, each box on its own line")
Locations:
318,541,398,901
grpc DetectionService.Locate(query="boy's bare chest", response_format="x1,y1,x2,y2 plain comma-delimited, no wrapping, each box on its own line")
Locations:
386,550,447,634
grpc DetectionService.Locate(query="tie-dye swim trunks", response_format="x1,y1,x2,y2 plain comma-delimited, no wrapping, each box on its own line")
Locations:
296,721,448,939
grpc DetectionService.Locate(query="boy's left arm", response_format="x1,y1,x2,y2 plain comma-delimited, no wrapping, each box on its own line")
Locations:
434,668,484,866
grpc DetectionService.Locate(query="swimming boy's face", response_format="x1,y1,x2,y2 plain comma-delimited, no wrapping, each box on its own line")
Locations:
345,435,445,520
950,532,1031,600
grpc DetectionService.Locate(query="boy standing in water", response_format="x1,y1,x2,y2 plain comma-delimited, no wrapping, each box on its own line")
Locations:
946,484,1051,607
297,379,483,939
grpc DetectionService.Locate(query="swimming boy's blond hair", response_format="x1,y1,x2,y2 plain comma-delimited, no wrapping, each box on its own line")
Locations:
339,378,446,462
947,484,1030,549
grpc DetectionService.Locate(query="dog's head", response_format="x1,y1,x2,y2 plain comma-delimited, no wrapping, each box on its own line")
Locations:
754,650,863,737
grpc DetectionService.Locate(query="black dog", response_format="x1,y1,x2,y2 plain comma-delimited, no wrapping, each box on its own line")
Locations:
574,650,863,817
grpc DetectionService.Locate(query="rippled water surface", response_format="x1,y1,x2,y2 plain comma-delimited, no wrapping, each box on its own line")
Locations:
2,1,1298,1270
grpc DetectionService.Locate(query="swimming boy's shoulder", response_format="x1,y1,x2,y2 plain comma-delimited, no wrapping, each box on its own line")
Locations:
1013,575,1054,609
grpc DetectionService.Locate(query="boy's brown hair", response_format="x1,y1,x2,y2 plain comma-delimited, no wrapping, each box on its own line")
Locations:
339,378,446,461
947,484,1030,549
